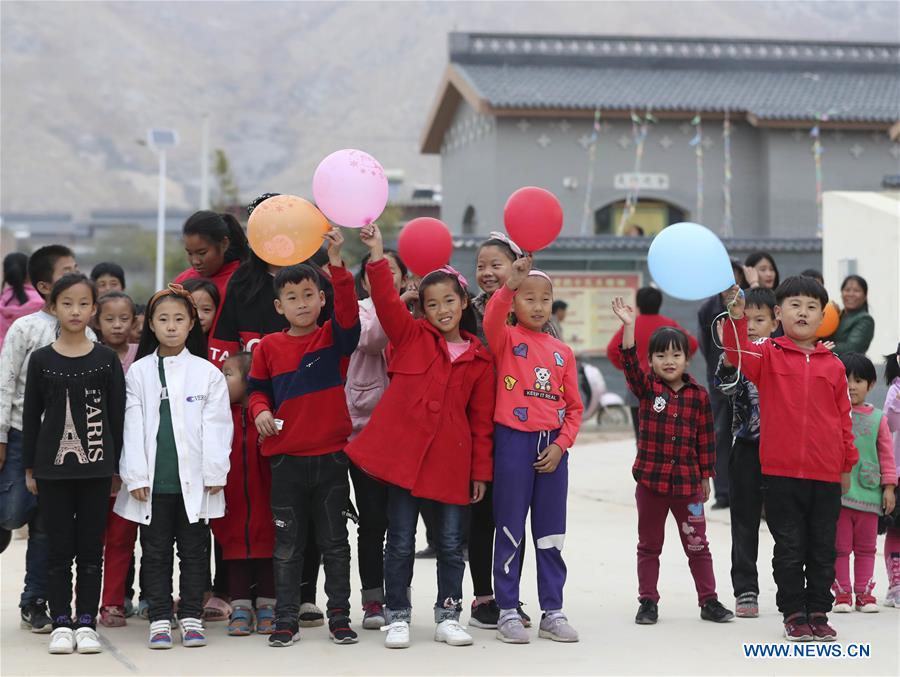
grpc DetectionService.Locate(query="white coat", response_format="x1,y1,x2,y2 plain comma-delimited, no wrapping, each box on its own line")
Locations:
114,348,232,525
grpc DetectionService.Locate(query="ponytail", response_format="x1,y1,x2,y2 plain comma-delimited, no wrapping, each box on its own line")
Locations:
182,210,250,265
2,252,29,305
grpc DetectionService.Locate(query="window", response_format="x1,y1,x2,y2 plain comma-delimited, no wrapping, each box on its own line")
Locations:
594,199,687,236
462,205,477,235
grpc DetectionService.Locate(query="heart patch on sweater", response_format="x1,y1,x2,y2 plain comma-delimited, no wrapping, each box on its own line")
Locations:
504,376,518,391
512,343,529,358
553,352,564,367
513,407,528,422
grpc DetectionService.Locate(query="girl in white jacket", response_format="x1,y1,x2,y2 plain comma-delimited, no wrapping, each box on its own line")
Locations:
114,284,232,650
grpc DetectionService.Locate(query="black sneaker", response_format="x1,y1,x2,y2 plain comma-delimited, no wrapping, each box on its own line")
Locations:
700,599,735,623
20,599,52,633
635,598,658,625
328,613,358,645
268,622,300,647
469,599,500,629
516,602,532,628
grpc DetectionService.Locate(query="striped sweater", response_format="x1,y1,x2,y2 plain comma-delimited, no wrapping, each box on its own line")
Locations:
247,265,360,457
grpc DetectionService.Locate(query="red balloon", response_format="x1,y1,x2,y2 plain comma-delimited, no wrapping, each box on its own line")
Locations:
398,217,453,277
503,186,563,252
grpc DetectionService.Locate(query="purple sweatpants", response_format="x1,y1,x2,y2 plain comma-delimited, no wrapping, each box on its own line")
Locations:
492,424,568,612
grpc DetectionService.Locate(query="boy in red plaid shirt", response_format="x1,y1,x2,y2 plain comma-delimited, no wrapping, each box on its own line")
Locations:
612,297,734,625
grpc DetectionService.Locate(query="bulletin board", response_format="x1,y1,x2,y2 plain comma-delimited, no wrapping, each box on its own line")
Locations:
551,272,641,355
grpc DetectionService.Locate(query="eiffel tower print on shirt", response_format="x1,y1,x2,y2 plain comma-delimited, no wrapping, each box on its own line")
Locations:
54,389,89,465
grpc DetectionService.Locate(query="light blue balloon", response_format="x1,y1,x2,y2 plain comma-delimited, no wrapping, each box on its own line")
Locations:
647,222,734,300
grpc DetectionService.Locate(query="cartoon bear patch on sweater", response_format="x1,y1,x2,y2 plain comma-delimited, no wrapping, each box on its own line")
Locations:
534,367,552,392
524,366,560,401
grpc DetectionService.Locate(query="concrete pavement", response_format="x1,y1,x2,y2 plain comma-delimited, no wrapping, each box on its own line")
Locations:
2,431,898,676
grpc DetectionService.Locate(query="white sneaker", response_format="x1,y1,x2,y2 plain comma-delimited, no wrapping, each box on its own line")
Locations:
74,627,103,654
381,620,410,649
48,627,74,654
434,619,473,646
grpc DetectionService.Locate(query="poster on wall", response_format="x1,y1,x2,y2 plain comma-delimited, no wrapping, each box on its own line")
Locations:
551,272,641,355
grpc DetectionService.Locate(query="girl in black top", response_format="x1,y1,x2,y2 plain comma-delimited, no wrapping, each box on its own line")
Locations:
22,274,125,655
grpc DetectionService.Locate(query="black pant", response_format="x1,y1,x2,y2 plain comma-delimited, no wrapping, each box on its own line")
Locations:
350,464,388,597
729,438,763,597
37,477,111,628
140,494,210,622
468,481,494,598
708,386,733,502
763,475,842,618
271,452,351,624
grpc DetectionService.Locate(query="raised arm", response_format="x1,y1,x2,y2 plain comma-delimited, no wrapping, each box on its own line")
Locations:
722,286,763,384
360,224,417,347
612,297,650,398
324,229,361,357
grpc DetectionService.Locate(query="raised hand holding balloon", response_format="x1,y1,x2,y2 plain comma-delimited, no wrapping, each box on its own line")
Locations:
647,222,734,300
503,186,563,252
313,149,388,228
247,194,331,266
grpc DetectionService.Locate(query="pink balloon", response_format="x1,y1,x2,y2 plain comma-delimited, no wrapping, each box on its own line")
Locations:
313,149,389,228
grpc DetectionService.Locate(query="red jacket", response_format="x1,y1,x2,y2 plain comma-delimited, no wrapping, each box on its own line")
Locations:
606,314,699,373
210,405,274,559
723,317,858,483
345,258,495,505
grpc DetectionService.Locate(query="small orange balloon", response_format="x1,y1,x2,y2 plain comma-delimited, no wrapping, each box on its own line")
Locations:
247,195,330,266
816,301,840,338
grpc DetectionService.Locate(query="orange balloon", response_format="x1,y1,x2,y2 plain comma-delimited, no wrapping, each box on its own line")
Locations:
247,195,330,266
816,301,840,338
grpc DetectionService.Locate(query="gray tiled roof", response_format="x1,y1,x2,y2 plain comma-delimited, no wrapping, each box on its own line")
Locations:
448,33,900,123
454,63,899,122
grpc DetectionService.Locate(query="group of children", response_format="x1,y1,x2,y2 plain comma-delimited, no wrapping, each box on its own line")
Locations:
609,274,899,643
1,209,897,657
0,211,583,655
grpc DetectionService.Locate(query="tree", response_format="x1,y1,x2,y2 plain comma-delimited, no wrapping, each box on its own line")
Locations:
212,148,240,211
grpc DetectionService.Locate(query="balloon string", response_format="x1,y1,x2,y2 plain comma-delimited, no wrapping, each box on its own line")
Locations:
711,289,763,392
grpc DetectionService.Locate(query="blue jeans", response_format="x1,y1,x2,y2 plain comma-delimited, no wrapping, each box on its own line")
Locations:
0,429,49,607
384,485,464,623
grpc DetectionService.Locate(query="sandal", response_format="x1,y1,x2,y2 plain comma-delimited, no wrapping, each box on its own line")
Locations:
203,596,232,622
99,605,127,628
256,605,276,635
227,607,254,636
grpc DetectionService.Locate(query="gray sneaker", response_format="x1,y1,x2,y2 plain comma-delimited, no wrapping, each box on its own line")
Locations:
538,611,579,642
495,610,529,644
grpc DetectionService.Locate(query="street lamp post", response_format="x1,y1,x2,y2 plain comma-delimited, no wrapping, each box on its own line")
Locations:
146,128,179,291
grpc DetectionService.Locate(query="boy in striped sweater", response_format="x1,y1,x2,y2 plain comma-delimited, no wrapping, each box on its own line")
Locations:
248,228,361,647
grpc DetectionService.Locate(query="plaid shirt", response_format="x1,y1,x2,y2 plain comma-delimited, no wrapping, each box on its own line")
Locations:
623,345,715,496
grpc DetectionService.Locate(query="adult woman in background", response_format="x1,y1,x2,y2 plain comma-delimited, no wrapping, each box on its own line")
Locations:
827,275,875,355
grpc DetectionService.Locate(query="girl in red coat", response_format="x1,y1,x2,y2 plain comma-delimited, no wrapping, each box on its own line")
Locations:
211,352,276,636
347,225,495,650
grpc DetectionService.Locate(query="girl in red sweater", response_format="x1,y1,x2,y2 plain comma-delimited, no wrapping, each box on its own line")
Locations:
347,225,495,650
211,351,276,636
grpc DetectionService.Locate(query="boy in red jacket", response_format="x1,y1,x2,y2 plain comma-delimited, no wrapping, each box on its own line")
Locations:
248,229,361,648
724,276,857,642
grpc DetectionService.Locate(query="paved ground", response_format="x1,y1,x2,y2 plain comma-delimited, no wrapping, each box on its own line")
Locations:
2,430,898,676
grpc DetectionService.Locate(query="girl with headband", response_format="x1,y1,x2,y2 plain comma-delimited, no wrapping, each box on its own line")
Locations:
114,284,232,650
